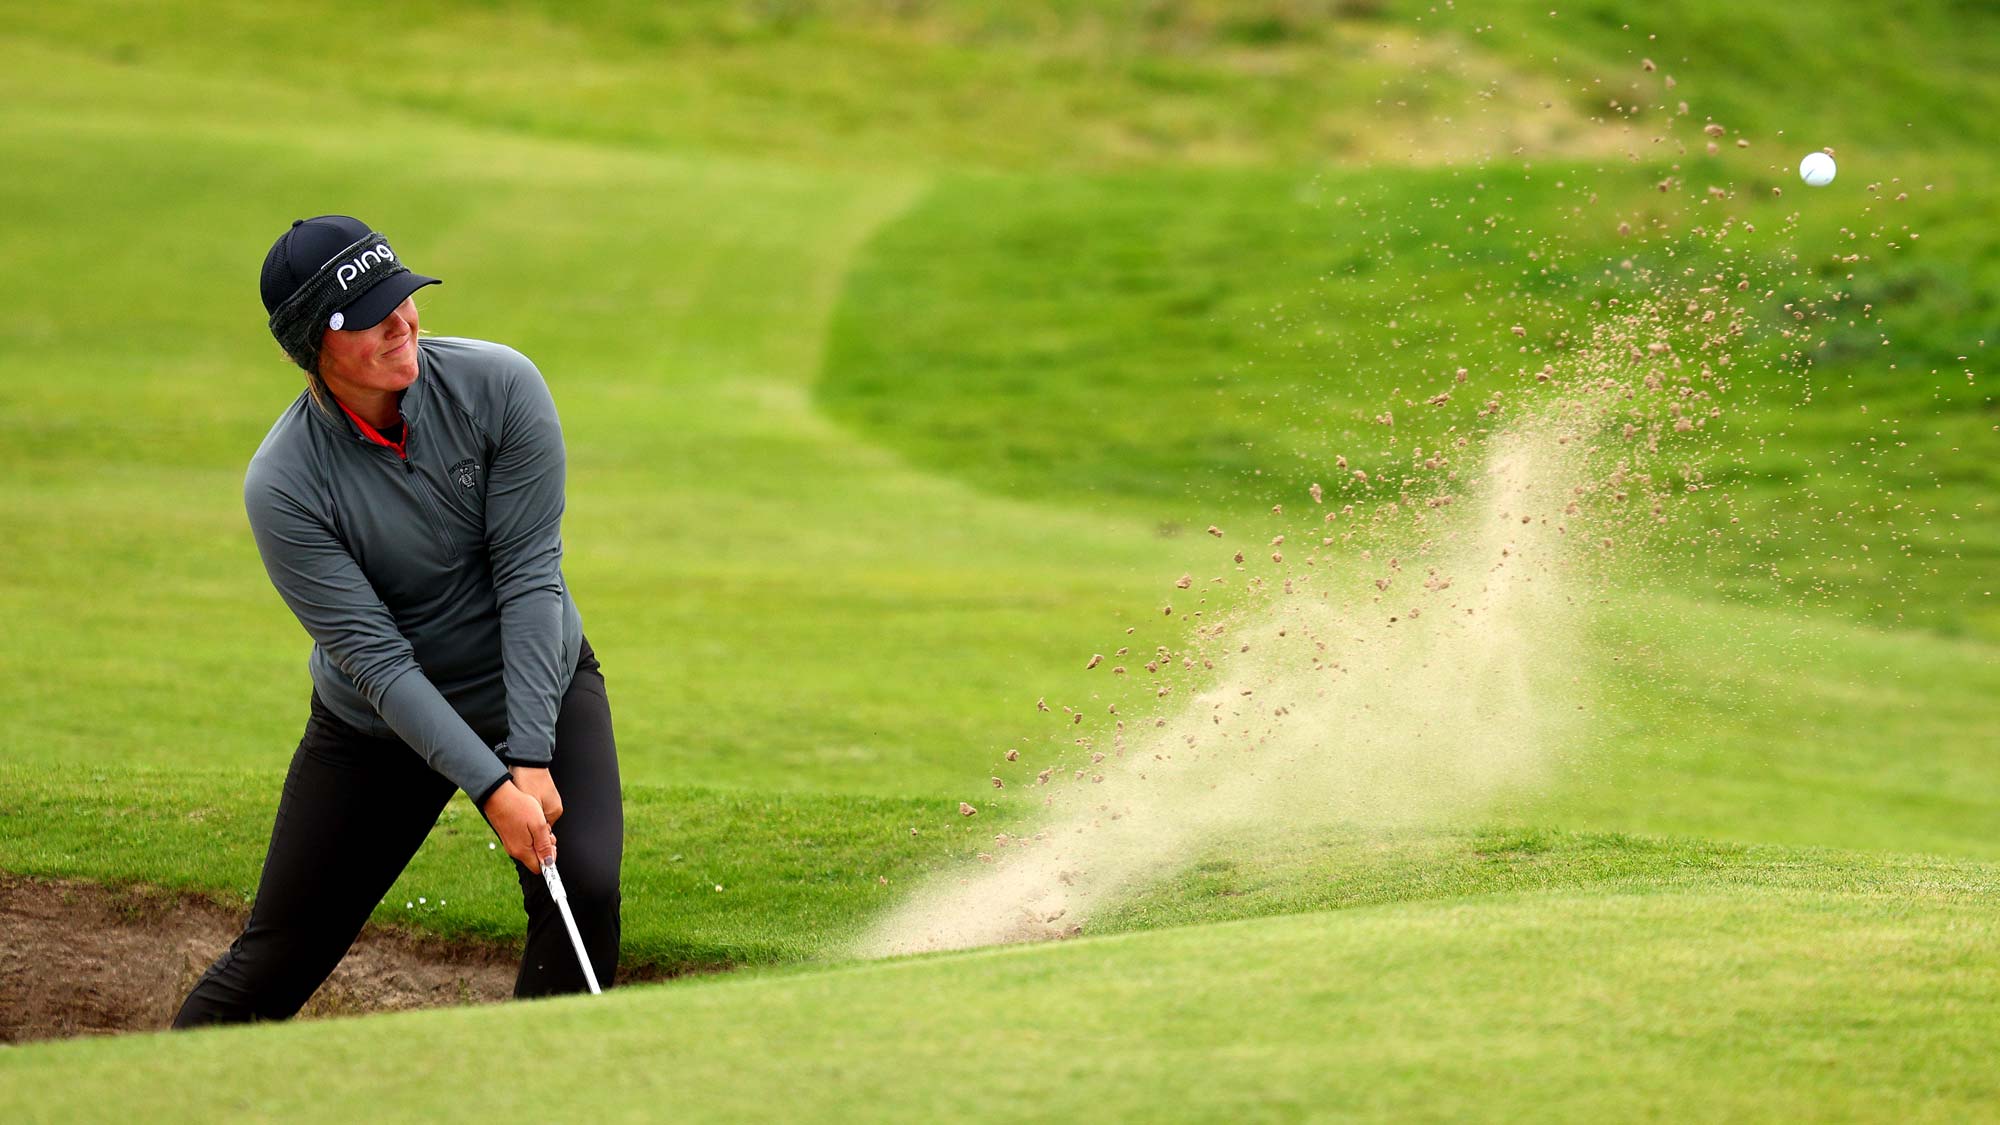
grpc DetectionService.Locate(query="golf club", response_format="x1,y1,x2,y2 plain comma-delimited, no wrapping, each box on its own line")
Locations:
541,859,601,995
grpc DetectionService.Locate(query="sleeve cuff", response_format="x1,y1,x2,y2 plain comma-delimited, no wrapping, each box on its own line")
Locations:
493,739,552,767
473,771,511,809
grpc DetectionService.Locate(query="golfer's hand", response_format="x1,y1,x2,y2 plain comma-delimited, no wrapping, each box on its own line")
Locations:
510,765,564,826
481,781,556,874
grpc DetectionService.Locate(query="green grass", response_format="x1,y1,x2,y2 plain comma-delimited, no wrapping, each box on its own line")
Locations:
13,0,1994,170
5,838,1997,1122
0,0,1630,172
818,163,1998,637
0,0,1994,1119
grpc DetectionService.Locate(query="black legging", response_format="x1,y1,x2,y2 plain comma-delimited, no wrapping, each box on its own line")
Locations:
172,637,622,1027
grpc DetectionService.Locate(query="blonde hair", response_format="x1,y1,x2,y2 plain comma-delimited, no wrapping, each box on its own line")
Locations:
277,340,335,416
304,367,335,415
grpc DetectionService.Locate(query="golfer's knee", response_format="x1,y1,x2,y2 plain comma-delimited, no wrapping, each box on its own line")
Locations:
563,862,621,920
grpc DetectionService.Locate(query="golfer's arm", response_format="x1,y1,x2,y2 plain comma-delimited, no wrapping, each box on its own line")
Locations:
482,351,568,768
246,470,510,803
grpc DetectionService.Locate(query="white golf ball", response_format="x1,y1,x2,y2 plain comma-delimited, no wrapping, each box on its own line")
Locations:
1799,151,1836,187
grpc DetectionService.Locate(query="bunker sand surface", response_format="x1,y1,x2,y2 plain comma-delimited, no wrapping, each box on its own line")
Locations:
0,873,525,1043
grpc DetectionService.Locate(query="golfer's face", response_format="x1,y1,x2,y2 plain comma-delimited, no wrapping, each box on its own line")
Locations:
319,296,422,392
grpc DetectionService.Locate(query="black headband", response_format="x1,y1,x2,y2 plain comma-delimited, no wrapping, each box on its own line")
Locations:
266,230,410,375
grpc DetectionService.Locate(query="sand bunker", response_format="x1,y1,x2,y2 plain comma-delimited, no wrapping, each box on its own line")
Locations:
0,874,522,1043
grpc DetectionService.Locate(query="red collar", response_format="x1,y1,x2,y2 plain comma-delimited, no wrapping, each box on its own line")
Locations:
335,398,407,459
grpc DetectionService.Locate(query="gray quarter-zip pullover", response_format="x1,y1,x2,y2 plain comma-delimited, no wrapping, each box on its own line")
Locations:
244,336,584,802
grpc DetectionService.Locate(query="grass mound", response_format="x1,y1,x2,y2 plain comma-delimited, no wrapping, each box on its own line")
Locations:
5,839,1996,1121
819,164,1996,637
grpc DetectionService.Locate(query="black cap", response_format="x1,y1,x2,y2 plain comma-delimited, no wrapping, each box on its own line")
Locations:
259,215,441,330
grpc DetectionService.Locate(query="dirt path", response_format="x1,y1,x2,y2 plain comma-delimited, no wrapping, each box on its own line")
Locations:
0,873,526,1043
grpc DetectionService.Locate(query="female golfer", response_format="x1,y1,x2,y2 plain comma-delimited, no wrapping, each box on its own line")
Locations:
173,215,621,1026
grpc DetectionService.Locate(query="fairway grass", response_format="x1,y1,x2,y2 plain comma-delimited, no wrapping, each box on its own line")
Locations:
5,841,1996,1122
1,1,1994,1117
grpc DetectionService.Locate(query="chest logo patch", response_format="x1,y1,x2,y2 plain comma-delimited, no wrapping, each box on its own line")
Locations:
450,458,480,490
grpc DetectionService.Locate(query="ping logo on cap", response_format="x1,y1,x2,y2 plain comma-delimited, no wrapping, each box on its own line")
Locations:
333,242,397,291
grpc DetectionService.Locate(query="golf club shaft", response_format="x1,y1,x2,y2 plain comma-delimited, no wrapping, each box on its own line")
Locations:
541,860,602,995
